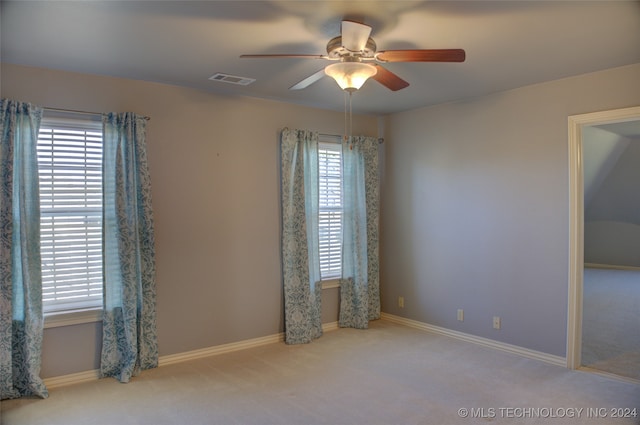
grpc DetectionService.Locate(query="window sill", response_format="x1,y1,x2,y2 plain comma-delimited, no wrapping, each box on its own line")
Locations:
44,308,102,329
321,279,341,290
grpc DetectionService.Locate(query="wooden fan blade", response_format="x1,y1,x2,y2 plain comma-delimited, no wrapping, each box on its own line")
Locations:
376,49,466,63
341,20,372,52
289,69,326,90
371,64,409,91
240,54,327,59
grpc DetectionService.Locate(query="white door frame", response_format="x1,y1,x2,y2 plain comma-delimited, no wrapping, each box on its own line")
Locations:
567,105,640,369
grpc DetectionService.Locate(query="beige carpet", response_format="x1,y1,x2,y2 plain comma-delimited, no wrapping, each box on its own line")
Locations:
582,267,640,380
2,320,639,425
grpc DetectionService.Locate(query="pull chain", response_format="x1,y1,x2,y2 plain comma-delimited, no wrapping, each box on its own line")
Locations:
344,91,348,144
349,91,353,149
342,90,354,149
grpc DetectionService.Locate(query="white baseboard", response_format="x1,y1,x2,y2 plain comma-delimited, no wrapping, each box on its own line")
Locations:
322,321,339,332
577,366,640,385
159,333,285,367
380,313,567,367
44,321,340,389
43,317,565,389
44,369,101,389
584,263,640,272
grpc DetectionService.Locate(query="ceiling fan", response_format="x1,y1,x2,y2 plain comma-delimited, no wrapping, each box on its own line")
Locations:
240,20,465,92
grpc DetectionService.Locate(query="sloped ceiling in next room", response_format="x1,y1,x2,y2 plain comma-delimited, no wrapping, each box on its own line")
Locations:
584,120,640,225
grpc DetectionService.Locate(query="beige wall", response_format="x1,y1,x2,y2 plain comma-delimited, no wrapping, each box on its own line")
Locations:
4,60,639,378
380,63,640,356
1,63,379,377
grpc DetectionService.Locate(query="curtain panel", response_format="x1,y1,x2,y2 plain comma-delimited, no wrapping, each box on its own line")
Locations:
339,136,380,329
0,99,48,399
100,112,158,382
280,128,323,344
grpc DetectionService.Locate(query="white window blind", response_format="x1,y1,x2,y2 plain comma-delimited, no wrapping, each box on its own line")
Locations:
37,116,103,313
318,140,343,280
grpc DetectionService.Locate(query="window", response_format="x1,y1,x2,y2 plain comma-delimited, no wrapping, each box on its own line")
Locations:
318,139,343,280
37,114,103,314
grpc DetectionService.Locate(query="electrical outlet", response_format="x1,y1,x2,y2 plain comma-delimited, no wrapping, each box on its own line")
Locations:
493,316,501,330
457,309,464,321
398,296,405,308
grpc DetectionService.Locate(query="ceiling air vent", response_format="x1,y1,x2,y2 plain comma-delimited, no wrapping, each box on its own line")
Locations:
208,73,256,86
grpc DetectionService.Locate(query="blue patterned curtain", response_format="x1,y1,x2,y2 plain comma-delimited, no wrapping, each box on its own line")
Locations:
339,136,380,329
0,99,48,399
100,113,158,382
280,128,323,344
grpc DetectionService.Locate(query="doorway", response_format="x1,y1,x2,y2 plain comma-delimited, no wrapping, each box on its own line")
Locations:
567,106,640,381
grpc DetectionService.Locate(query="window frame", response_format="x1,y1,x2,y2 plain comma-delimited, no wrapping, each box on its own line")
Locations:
37,112,104,325
318,135,343,286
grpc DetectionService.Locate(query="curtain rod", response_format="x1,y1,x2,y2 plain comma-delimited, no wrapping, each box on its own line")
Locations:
319,133,384,144
44,106,150,121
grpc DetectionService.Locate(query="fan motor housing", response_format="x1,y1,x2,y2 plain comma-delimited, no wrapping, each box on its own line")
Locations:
326,36,377,59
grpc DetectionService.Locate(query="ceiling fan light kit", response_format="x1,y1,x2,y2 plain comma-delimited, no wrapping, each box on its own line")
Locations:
325,60,377,92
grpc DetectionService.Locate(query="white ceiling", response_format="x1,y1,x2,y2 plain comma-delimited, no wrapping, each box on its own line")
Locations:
2,1,639,115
